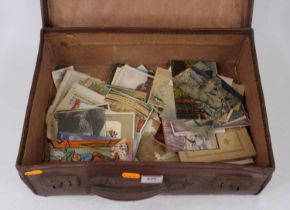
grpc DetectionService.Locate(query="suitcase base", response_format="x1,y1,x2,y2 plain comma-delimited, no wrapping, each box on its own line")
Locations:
16,28,274,200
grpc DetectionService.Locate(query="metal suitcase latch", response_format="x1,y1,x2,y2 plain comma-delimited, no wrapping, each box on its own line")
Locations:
42,175,79,190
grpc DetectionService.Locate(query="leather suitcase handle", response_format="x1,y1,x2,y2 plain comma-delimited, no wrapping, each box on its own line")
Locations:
88,184,166,201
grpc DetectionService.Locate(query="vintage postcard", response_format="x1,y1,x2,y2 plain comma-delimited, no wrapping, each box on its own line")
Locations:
141,110,161,135
56,102,109,111
51,138,120,148
107,64,124,84
105,89,152,133
110,64,154,100
153,67,177,120
57,132,112,141
227,103,247,121
220,103,250,128
220,119,250,129
131,110,160,158
111,67,122,84
52,66,74,89
162,120,218,152
172,71,199,119
81,77,111,96
50,147,110,162
109,64,152,83
136,64,149,73
56,108,106,137
171,60,217,77
159,90,177,120
217,75,245,97
46,69,91,123
179,127,256,162
105,121,121,138
170,119,217,137
148,67,173,109
56,83,105,111
46,70,93,139
46,116,58,141
109,85,147,101
172,61,243,120
50,138,132,161
105,112,135,139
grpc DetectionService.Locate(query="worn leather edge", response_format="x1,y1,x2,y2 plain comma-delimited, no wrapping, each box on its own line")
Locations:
256,174,273,194
42,27,253,35
247,29,275,193
249,29,275,171
15,29,45,195
247,0,254,27
41,0,49,27
16,160,268,176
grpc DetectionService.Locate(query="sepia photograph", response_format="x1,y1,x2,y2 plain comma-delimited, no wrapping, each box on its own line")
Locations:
56,108,106,136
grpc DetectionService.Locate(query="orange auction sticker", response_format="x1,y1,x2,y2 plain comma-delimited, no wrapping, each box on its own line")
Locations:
122,172,141,179
24,170,43,176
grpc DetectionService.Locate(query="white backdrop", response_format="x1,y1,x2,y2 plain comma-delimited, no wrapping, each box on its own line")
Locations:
0,0,289,209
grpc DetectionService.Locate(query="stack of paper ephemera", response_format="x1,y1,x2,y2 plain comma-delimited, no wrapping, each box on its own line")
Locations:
46,61,256,164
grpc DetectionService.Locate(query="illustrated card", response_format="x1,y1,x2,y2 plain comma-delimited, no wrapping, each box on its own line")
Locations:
50,138,133,161
81,78,111,96
56,83,105,111
105,112,136,139
105,89,152,133
109,85,147,101
47,69,91,121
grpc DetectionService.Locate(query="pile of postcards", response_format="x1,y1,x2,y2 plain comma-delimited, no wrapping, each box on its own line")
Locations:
46,61,256,164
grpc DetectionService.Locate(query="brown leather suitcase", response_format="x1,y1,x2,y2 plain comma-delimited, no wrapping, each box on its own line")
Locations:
16,0,275,200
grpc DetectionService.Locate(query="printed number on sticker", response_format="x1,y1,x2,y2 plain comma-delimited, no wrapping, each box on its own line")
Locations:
141,175,163,184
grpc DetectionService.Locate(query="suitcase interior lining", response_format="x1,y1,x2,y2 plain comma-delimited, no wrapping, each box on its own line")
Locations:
47,0,252,28
20,31,271,168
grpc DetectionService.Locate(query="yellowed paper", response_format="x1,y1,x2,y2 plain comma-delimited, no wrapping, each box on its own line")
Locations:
52,66,74,89
46,69,91,124
225,158,255,165
46,83,105,140
232,82,245,96
56,83,105,111
218,74,233,86
148,67,173,109
179,127,256,162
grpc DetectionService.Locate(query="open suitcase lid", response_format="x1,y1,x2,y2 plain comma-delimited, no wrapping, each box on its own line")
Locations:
41,0,254,29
